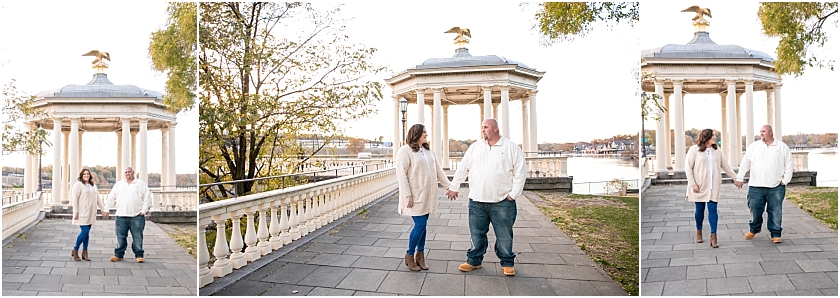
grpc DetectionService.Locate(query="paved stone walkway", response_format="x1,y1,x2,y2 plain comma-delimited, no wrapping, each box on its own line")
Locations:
2,219,197,296
641,184,838,296
208,187,626,296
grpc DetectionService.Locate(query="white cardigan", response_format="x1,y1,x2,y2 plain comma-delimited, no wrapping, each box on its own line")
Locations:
396,145,451,216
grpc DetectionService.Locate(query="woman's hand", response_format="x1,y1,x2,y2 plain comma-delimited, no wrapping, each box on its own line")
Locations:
74,213,79,220
406,196,414,208
692,185,700,193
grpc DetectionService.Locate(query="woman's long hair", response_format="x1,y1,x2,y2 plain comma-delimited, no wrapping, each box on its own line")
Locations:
696,129,718,152
405,124,429,152
77,168,95,186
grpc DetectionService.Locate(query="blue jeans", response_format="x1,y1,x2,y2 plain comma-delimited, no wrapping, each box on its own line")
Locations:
114,215,145,258
467,198,517,267
407,214,429,255
74,225,91,250
747,185,785,237
695,201,718,233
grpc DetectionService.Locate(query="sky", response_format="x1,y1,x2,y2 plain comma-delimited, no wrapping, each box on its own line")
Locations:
0,1,198,174
313,1,640,145
639,1,839,138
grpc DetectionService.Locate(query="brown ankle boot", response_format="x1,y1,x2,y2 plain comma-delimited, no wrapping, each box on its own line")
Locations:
696,230,703,243
710,233,719,248
81,250,90,261
404,253,420,271
71,249,81,261
415,252,428,270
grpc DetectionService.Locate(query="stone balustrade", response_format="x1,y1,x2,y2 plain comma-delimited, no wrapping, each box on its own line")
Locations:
447,156,568,177
791,151,809,171
197,168,397,288
3,192,42,240
38,188,197,211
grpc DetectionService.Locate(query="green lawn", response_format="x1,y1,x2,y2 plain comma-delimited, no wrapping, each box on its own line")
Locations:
532,192,639,296
786,186,838,230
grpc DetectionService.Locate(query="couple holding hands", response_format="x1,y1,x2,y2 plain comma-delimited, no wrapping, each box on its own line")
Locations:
395,119,527,276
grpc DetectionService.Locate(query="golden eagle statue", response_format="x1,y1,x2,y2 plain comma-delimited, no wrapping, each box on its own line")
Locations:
681,6,712,21
82,50,111,65
444,27,471,40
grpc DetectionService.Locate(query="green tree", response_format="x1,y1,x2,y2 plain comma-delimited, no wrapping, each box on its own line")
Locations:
532,2,638,45
758,2,838,76
148,2,197,112
2,79,51,155
199,2,385,200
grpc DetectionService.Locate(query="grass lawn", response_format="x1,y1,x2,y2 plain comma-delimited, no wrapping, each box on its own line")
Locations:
529,191,639,296
157,223,197,259
785,185,838,230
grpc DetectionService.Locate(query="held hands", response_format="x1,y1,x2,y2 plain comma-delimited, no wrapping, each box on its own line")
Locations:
406,196,414,208
691,185,700,193
446,190,459,200
734,181,744,188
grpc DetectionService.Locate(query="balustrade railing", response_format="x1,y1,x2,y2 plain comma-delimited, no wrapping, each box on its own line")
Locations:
447,156,568,177
3,191,42,240
647,152,810,173
37,188,197,211
198,167,397,288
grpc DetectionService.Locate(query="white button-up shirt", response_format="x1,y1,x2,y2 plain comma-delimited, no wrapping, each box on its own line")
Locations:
737,139,794,187
448,136,528,203
105,179,152,217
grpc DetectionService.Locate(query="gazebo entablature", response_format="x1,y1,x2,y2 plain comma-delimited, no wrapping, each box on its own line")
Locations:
27,98,176,132
641,59,781,94
387,65,543,105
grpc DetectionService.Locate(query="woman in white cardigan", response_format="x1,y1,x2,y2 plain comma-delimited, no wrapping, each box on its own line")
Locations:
70,168,108,261
685,129,738,248
396,124,452,271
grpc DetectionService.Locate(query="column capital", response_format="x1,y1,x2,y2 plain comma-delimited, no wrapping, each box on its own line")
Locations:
431,87,443,93
168,121,178,128
138,117,150,123
725,79,738,85
391,94,402,101
120,117,132,123
529,89,539,96
743,79,755,86
774,83,783,89
415,88,426,94
499,85,511,91
481,85,494,92
671,79,683,85
69,117,80,122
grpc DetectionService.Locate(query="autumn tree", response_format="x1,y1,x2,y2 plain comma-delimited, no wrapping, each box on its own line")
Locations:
532,2,638,45
345,137,367,155
758,2,838,76
820,133,837,145
199,3,385,199
148,2,197,112
2,79,51,155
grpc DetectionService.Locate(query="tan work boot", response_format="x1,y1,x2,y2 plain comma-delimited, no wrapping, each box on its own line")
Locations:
696,230,703,243
404,254,420,271
502,266,515,276
459,263,481,272
110,256,123,262
71,249,81,261
772,237,782,243
415,252,428,270
745,231,759,240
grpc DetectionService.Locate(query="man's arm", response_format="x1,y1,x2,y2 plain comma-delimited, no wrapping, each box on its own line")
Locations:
448,144,473,193
782,145,794,185
736,144,752,183
507,145,527,199
140,181,152,215
104,181,119,209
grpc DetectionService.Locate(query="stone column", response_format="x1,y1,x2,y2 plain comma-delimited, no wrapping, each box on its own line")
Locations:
169,123,178,189
416,89,425,125
736,93,743,160
161,127,169,189
78,131,83,168
500,86,510,137
521,98,530,153
726,80,738,168
528,90,539,158
483,86,492,120
442,104,450,168
654,80,667,173
23,123,32,194
433,89,443,162
774,84,783,139
673,81,686,172
69,118,79,187
664,92,672,169
31,123,40,192
62,130,69,200
116,131,122,181
766,89,774,126
138,118,149,183
392,95,400,158
479,105,485,140
121,118,131,181
429,103,435,148
720,94,728,159
131,130,137,172
745,80,755,144
52,118,63,206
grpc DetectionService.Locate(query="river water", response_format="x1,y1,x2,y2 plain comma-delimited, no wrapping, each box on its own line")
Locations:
807,149,838,187
566,155,639,195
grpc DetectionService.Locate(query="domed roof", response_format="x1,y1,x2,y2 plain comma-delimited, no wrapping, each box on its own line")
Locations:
37,73,163,99
414,48,535,71
642,32,774,62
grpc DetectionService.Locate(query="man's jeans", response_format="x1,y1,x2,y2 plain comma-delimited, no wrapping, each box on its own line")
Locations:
115,215,145,258
467,198,517,267
747,185,785,237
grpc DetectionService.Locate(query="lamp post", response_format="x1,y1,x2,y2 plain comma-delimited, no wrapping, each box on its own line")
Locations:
37,124,44,192
399,98,408,146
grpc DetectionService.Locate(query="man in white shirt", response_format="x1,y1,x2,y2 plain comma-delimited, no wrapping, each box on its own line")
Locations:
447,118,527,276
105,166,152,262
735,125,793,243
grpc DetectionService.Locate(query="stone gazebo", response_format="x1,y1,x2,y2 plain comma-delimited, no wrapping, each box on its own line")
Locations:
642,11,784,175
22,54,180,209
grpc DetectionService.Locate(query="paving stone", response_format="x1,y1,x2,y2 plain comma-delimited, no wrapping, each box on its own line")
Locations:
343,245,389,257
89,275,119,285
18,282,63,292
146,286,193,295
725,262,765,277
706,277,752,295
335,268,388,292
376,271,425,295
820,287,838,296
419,273,465,296
640,281,664,296
670,256,716,267
787,272,837,290
464,275,509,296
62,284,105,293
645,266,687,282
304,243,350,254
307,253,360,267
308,287,356,296
349,256,401,270
775,288,824,296
546,279,600,296
258,262,319,284
260,283,314,296
747,274,796,292
795,259,838,272
662,279,707,296
505,277,556,295
545,264,610,281
686,264,726,280
59,275,90,284
298,266,353,288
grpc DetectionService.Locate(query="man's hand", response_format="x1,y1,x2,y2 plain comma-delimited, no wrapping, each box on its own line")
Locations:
101,211,109,218
506,195,515,201
691,185,700,193
446,190,458,200
74,213,79,220
734,181,744,188
406,196,413,208
139,212,146,217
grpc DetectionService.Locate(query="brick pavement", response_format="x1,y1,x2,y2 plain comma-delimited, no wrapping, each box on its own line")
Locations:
641,184,838,296
205,187,627,296
2,219,197,296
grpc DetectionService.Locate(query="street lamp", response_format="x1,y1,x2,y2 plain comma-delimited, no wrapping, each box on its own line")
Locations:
641,92,647,158
37,123,44,191
399,98,408,146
